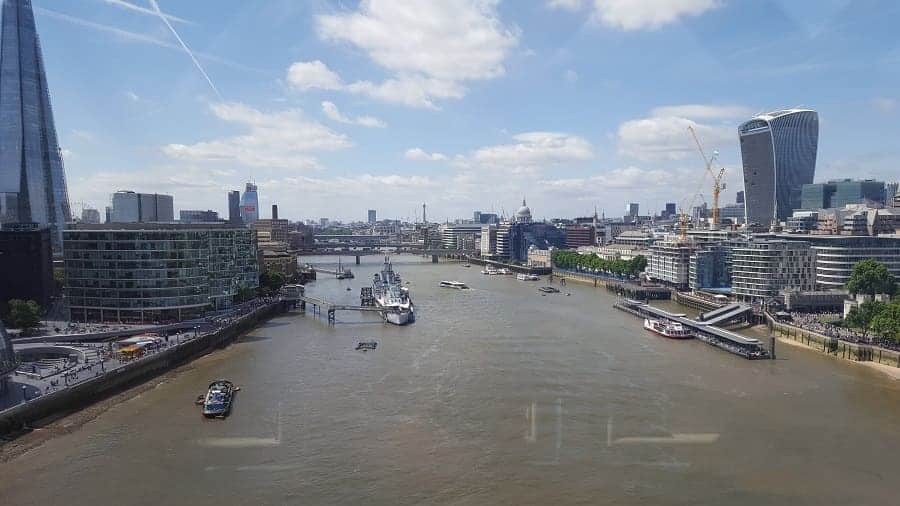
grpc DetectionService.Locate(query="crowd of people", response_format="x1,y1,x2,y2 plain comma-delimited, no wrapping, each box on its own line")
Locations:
788,312,900,351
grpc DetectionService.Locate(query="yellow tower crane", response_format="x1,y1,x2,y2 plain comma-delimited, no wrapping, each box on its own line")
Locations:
687,125,726,230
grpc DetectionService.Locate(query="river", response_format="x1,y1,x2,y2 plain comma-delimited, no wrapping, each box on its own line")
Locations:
2,255,899,505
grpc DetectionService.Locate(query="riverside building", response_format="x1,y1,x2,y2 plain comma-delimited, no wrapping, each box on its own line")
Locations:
731,239,816,301
63,223,259,323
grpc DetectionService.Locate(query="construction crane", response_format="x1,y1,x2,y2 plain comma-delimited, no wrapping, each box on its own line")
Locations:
687,125,726,230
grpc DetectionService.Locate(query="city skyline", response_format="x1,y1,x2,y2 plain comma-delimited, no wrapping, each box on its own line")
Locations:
25,0,900,222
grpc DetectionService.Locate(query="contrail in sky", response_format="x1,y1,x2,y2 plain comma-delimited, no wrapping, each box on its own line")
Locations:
147,0,223,100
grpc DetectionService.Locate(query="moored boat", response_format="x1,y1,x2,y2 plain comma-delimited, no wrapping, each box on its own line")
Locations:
643,318,693,339
516,273,539,281
373,257,415,325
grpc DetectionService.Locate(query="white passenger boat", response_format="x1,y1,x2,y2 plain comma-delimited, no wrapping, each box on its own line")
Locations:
516,273,539,281
643,319,693,339
439,280,469,289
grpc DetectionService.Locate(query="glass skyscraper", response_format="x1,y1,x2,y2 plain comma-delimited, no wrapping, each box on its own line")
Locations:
738,109,818,225
240,182,259,224
0,0,71,250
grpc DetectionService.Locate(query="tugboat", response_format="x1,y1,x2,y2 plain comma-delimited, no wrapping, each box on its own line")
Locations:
202,379,237,418
643,319,693,339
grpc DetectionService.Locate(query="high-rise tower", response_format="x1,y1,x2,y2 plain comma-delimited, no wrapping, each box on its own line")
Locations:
0,0,71,250
240,182,258,224
738,109,818,225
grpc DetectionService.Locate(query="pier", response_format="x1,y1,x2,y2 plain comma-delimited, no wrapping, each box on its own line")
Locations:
283,292,383,325
614,299,770,360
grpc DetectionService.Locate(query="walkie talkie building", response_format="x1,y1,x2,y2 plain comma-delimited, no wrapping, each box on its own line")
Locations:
738,109,818,225
0,0,72,251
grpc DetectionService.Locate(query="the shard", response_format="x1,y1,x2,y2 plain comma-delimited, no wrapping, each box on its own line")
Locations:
0,0,71,251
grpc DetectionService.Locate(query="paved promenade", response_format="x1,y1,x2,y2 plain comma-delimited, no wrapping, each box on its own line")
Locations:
0,299,275,413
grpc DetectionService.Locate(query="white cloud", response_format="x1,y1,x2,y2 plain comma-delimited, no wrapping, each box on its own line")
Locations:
469,132,594,172
617,104,747,161
321,101,386,128
650,104,753,119
547,0,585,11
316,0,517,81
592,0,720,30
162,102,351,170
286,60,343,91
872,97,897,114
124,90,141,102
563,69,578,83
290,0,518,109
71,129,95,141
617,115,732,161
344,76,466,109
404,148,448,161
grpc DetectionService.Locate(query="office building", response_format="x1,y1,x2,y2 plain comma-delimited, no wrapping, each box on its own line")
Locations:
664,203,677,218
739,109,819,224
63,223,259,322
732,240,816,301
271,205,279,220
689,242,740,291
473,211,499,224
801,179,885,210
736,191,745,205
885,182,898,207
0,320,15,394
180,210,220,223
368,209,376,224
254,218,290,243
110,191,174,223
0,0,72,251
565,225,595,248
240,182,259,224
647,240,695,289
0,226,54,309
228,190,241,224
441,223,483,250
626,203,639,218
768,234,900,289
480,224,497,257
81,208,101,224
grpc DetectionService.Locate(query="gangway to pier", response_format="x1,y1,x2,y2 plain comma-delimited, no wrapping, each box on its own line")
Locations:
282,292,384,325
697,303,752,326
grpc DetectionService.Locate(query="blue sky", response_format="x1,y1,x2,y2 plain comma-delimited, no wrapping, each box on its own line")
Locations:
33,0,900,222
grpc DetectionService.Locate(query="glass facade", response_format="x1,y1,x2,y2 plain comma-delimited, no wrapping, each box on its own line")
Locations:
240,182,259,224
0,0,71,250
0,322,16,387
739,110,818,224
63,225,259,322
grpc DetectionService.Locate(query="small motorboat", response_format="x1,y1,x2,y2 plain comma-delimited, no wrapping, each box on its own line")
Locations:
439,280,469,289
346,287,352,291
538,286,560,294
202,380,238,418
356,340,378,351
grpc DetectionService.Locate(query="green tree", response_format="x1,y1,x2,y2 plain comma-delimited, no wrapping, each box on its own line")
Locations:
258,270,287,295
7,299,42,330
845,300,887,338
53,269,65,294
869,302,900,343
846,259,897,297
